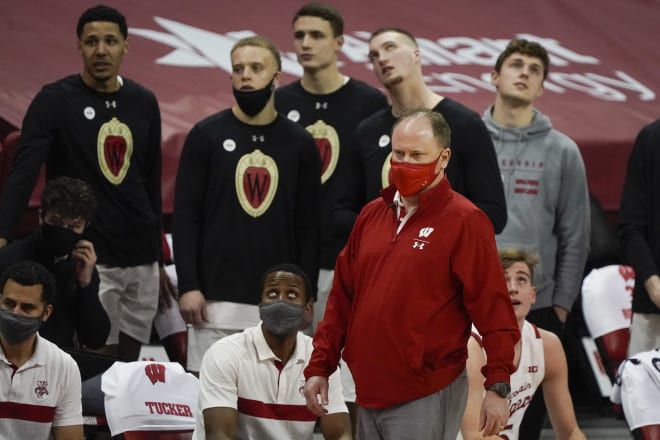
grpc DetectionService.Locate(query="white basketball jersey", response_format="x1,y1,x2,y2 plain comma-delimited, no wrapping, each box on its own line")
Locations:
101,361,199,436
500,321,545,440
611,348,660,430
458,322,545,440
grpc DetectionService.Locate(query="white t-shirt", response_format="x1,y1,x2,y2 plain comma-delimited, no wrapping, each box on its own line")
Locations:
0,335,82,438
194,324,347,440
611,348,660,430
102,361,199,436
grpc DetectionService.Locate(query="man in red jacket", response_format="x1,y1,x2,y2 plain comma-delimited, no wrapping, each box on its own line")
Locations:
304,108,520,439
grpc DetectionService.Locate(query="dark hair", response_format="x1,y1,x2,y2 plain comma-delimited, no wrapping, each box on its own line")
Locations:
369,27,418,47
231,35,282,71
41,176,96,223
0,261,56,305
293,2,344,37
77,4,128,39
259,263,314,303
494,39,550,80
392,108,451,148
499,248,539,281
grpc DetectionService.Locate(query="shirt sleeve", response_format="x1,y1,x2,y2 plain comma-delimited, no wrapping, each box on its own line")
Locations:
0,89,59,239
198,341,240,411
456,210,519,387
75,269,110,349
53,355,83,427
304,218,358,380
295,133,322,295
618,123,659,283
173,124,211,295
145,93,163,260
454,114,507,233
552,141,591,311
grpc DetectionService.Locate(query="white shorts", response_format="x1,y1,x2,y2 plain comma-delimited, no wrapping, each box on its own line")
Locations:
186,301,260,372
98,262,159,345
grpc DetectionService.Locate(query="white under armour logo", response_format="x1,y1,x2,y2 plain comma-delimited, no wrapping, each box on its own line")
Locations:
315,102,328,109
418,227,434,238
413,241,426,250
252,135,265,142
105,100,116,108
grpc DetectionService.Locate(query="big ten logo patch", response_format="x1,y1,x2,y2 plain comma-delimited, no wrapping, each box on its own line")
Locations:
235,149,279,217
98,117,133,185
306,120,339,184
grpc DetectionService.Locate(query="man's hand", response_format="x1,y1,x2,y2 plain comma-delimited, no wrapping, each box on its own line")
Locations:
303,376,329,417
644,274,660,308
0,237,7,248
179,290,208,325
158,266,178,311
479,391,509,437
71,240,96,287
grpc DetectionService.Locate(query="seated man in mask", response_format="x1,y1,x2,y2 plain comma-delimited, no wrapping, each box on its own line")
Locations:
194,263,351,440
0,176,109,350
0,260,83,438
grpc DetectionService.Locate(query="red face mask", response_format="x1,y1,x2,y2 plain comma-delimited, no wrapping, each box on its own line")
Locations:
389,156,441,197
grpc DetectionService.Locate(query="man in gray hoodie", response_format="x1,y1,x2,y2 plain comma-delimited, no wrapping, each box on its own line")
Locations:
483,39,590,440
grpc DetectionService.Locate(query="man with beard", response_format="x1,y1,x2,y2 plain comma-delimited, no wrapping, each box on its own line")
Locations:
174,36,321,372
0,176,109,350
0,261,83,439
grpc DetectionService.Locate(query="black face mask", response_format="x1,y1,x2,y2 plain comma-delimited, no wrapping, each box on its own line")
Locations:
40,223,83,262
233,77,275,117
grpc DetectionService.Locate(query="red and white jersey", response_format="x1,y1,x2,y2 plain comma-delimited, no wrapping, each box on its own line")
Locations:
194,324,347,440
611,348,660,430
500,321,545,440
582,265,634,338
102,361,199,436
0,335,82,438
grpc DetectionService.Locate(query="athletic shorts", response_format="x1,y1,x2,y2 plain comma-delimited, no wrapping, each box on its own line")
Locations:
98,262,159,344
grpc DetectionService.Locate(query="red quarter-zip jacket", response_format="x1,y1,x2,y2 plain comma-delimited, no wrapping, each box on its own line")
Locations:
305,178,520,408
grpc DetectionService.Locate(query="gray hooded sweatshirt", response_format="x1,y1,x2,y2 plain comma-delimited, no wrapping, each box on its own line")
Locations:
483,106,590,311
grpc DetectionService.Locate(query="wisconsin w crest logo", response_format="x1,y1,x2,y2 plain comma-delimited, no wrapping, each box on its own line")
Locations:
98,117,133,185
235,149,278,217
145,363,166,385
381,152,392,189
306,120,339,184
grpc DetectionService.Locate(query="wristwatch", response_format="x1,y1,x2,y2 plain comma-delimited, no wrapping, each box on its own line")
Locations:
487,382,511,398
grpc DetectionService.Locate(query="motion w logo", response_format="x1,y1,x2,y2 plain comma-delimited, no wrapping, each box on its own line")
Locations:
418,227,434,238
145,363,166,385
